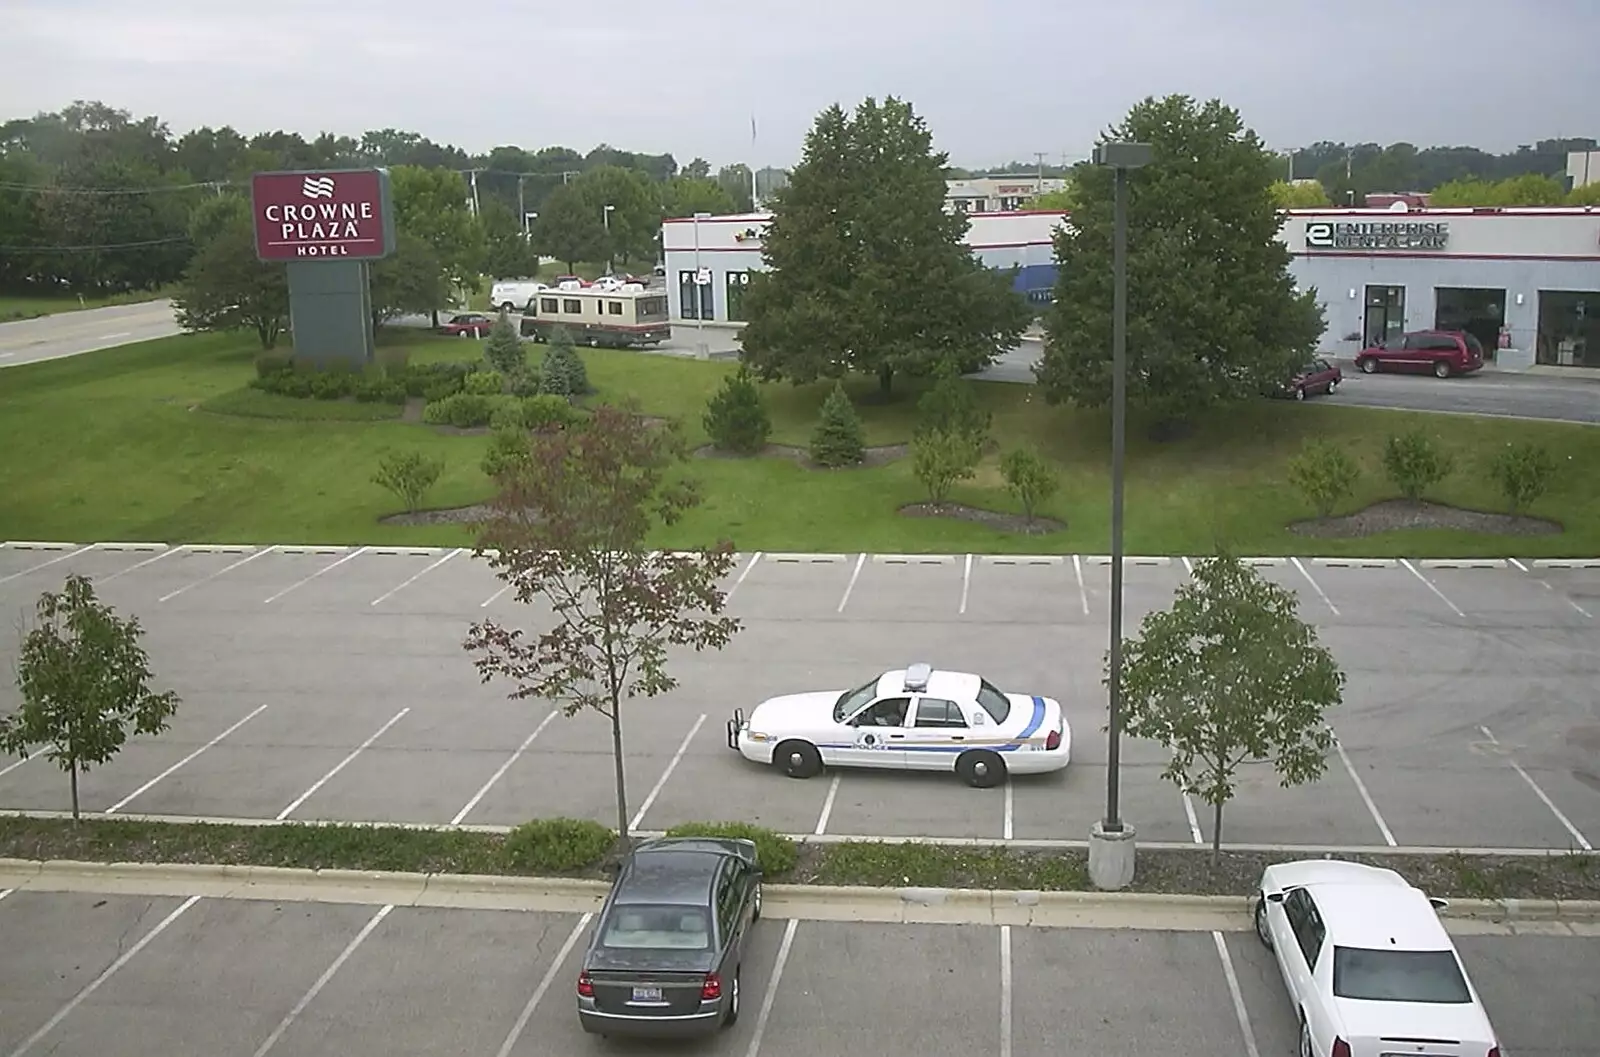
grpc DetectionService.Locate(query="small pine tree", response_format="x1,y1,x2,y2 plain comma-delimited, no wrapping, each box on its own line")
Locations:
540,326,590,397
483,314,526,375
809,382,865,467
916,365,991,447
703,365,772,454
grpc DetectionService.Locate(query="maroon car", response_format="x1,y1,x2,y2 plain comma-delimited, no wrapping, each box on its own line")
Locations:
1354,329,1486,378
438,312,495,337
1276,357,1342,400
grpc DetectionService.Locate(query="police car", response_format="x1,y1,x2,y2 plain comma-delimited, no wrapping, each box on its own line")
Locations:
724,664,1070,788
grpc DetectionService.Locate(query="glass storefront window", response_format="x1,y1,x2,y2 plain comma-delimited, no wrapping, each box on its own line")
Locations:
1536,290,1600,367
1434,288,1505,358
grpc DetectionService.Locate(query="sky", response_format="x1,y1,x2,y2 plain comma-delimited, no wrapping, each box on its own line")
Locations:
2,0,1597,169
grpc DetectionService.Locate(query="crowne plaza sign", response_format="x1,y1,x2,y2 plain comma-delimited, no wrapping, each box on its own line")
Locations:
251,169,396,261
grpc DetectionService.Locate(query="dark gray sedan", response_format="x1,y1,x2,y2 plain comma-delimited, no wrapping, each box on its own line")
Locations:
576,836,763,1038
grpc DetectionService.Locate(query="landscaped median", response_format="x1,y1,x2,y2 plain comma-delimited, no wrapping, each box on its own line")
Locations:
1,816,1597,928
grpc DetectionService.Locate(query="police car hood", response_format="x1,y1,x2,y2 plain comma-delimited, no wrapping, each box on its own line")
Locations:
747,691,844,730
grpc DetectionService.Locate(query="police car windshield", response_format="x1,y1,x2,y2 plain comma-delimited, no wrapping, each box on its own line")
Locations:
834,679,878,722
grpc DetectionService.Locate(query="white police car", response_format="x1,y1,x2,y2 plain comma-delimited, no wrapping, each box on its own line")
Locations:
725,664,1070,788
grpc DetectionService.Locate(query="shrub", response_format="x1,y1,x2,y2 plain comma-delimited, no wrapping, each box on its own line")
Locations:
482,314,527,375
702,365,771,454
502,817,615,873
520,394,582,429
254,352,293,378
1382,429,1454,500
664,821,798,878
421,379,461,402
482,426,531,479
375,345,412,375
371,449,444,513
273,372,314,398
309,370,353,400
506,366,542,397
463,369,505,396
351,376,406,405
1286,439,1361,517
1489,441,1557,513
421,393,495,428
999,446,1061,521
809,382,865,467
916,367,991,447
540,327,590,396
911,429,980,503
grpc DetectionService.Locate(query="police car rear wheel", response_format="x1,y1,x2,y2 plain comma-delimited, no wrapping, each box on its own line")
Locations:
775,740,822,779
957,749,1006,788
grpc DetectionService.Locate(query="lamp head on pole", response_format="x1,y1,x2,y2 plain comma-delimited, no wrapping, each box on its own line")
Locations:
1093,141,1154,170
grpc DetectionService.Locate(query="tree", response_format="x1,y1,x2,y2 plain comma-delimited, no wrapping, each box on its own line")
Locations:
911,429,980,503
809,382,865,467
703,364,772,454
661,176,738,220
369,233,446,329
1028,186,1077,211
573,164,661,267
1286,440,1360,518
532,183,606,271
1113,553,1345,861
1381,430,1453,500
1570,182,1600,207
916,367,991,447
1270,180,1332,207
479,198,539,280
1489,442,1557,513
483,313,527,374
739,97,1032,397
464,402,743,842
999,447,1060,522
172,217,289,348
682,158,713,180
540,327,591,396
371,449,445,513
389,164,485,323
1035,95,1325,428
0,575,181,820
1429,174,1569,207
716,164,755,212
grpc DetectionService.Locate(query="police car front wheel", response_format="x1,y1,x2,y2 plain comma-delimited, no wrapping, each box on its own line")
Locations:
775,740,823,779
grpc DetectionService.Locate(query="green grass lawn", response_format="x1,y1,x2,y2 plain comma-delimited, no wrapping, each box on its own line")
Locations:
1,329,1596,555
0,288,173,323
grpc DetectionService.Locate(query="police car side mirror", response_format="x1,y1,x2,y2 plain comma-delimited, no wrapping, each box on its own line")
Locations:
1266,892,1285,903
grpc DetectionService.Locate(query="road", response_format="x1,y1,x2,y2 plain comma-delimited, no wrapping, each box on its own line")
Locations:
6,303,1599,424
1,543,1596,853
0,887,1593,1057
0,299,181,369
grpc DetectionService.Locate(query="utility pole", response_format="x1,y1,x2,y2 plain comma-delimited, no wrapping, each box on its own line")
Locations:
1034,151,1048,194
517,174,528,235
462,168,484,216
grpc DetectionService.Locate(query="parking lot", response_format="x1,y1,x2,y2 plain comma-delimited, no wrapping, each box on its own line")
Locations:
1,541,1597,852
0,888,1594,1057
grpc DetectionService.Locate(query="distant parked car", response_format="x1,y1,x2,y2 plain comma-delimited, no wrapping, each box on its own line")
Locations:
437,312,495,337
577,837,761,1039
1354,330,1485,378
1272,358,1342,400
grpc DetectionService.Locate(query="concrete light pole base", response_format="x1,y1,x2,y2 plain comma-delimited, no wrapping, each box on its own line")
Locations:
1088,821,1137,891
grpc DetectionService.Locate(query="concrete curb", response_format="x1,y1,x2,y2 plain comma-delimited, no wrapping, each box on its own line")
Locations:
1,859,1596,933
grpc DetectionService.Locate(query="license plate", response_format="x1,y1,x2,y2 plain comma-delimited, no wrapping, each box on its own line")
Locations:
631,986,663,1002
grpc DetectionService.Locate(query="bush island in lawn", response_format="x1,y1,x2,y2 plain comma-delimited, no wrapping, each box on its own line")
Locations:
503,817,616,873
665,821,798,878
422,392,496,428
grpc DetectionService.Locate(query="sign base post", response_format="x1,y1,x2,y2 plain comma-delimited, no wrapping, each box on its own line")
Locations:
286,260,376,369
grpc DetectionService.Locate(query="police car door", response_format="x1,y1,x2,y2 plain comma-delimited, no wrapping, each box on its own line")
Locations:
842,695,911,769
903,695,971,771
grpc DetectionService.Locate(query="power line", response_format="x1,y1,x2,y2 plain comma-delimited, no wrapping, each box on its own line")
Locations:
0,179,229,196
0,236,192,254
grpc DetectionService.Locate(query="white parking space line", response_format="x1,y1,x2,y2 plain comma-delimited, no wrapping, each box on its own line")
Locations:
1181,556,1194,575
723,551,762,603
1212,930,1261,1057
0,888,11,902
1071,554,1090,615
1003,781,1015,840
371,547,462,605
159,546,275,602
250,904,393,1057
836,553,865,612
493,912,594,1057
1400,558,1466,618
263,546,368,603
451,710,558,825
629,713,707,831
959,553,973,614
480,581,514,607
1183,789,1204,844
1332,733,1397,846
105,703,271,814
0,755,33,780
6,894,202,1057
0,545,94,586
95,546,179,583
1478,725,1593,850
999,924,1013,1057
1508,557,1594,619
276,707,410,820
1289,557,1339,616
743,917,800,1057
813,774,841,835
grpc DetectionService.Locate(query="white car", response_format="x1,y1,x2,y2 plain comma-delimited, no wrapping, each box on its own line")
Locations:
1252,859,1502,1057
724,664,1070,788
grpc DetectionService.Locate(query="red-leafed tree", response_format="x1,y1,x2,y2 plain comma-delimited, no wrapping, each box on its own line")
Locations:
463,401,742,842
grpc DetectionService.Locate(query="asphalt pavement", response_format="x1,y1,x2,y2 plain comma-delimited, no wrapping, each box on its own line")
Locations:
1,543,1596,854
0,299,181,369
0,889,1593,1057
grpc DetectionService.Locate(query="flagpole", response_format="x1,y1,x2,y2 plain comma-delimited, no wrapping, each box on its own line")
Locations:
750,114,759,210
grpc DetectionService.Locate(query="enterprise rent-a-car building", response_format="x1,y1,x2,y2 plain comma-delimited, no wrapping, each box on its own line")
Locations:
661,205,1600,372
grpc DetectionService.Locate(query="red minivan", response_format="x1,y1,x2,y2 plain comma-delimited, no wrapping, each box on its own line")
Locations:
1353,329,1486,378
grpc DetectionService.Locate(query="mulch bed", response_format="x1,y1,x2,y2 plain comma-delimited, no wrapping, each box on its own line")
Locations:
378,504,496,527
899,502,1065,536
1289,499,1562,539
693,443,908,470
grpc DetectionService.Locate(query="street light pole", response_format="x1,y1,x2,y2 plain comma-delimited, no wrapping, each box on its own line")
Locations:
1088,140,1152,893
602,204,615,273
